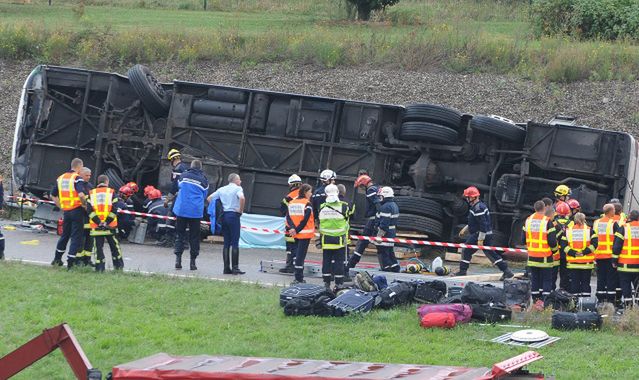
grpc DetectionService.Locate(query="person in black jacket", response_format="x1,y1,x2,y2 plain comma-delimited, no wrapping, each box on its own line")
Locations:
376,187,400,272
348,174,380,270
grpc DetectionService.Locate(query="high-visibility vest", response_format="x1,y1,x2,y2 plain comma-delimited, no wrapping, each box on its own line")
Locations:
525,213,553,267
288,198,315,239
283,188,300,243
56,172,82,211
619,221,639,272
319,201,350,249
89,187,118,229
614,213,627,227
593,217,615,260
565,225,594,269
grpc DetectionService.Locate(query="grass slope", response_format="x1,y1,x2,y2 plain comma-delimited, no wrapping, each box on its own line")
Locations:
1,262,637,379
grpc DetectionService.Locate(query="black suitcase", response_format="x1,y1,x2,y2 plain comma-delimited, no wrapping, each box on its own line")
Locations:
447,286,463,297
280,283,332,307
577,296,598,312
504,278,531,307
552,311,602,330
470,303,512,322
414,282,444,304
461,282,506,304
328,289,375,314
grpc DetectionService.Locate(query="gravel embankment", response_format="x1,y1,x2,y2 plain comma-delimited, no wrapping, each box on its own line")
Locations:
2,59,638,181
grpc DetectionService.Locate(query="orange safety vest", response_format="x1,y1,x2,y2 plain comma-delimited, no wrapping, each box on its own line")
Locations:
565,224,594,269
288,198,315,239
283,188,300,242
525,213,552,257
613,213,627,227
593,217,615,260
619,221,639,272
89,187,118,229
57,172,82,211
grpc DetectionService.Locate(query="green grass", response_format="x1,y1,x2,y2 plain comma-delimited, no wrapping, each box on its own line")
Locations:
1,262,638,379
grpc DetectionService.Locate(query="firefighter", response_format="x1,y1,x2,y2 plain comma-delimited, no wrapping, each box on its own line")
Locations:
87,175,123,272
542,197,555,218
552,201,573,291
116,185,136,240
455,186,514,280
567,199,581,218
523,201,558,306
286,184,315,284
319,184,354,290
142,186,170,243
348,174,380,270
554,184,571,205
77,167,95,266
279,174,302,274
561,212,597,297
311,169,336,215
167,148,189,195
376,186,400,272
51,158,87,268
610,198,627,226
593,203,621,305
612,210,639,310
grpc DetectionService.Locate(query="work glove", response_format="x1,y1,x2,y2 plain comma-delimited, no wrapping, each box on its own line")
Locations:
458,225,469,238
477,240,484,247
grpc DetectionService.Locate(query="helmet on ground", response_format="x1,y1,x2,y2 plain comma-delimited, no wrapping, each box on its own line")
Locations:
556,201,571,216
144,185,157,198
287,174,302,185
167,148,181,161
149,189,162,200
567,199,581,210
435,266,450,276
554,184,571,197
354,174,372,188
378,186,394,199
325,184,340,203
119,185,134,198
126,181,139,193
463,186,480,198
406,263,423,273
319,169,336,182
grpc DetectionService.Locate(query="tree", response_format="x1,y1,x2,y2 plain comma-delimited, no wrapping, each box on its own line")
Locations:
344,0,401,21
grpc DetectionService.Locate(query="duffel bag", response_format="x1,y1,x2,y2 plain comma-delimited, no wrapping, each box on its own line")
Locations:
504,278,531,307
417,303,472,323
545,289,577,311
375,281,416,309
552,311,602,330
414,282,444,304
470,303,512,322
441,294,463,304
283,298,313,316
420,312,456,329
461,282,506,304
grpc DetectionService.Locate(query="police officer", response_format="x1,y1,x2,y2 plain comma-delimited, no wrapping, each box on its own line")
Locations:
115,185,136,240
593,203,621,305
612,210,639,310
143,186,169,243
173,160,209,271
286,184,315,284
77,166,95,266
561,212,597,297
376,187,400,272
523,200,558,306
455,186,514,280
87,175,124,272
348,174,379,270
279,174,302,274
51,158,87,268
311,169,336,215
553,201,573,291
319,184,354,290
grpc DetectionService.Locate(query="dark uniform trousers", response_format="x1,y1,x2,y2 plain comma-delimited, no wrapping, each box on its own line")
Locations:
596,259,620,303
294,238,311,282
93,231,123,271
460,234,508,272
348,218,376,268
55,207,85,264
175,217,201,258
221,211,241,249
530,266,553,301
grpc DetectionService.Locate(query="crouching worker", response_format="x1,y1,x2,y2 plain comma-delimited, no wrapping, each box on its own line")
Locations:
143,186,171,244
87,175,123,271
286,184,315,285
524,200,558,307
612,210,639,310
116,184,136,240
561,213,597,297
319,184,354,290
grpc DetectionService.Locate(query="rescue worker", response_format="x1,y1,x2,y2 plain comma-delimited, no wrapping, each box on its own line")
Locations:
612,210,639,310
561,212,597,297
610,198,627,226
173,160,209,271
455,186,514,280
208,173,246,275
279,174,302,274
552,201,573,291
87,175,123,272
286,184,315,284
167,148,189,195
77,167,95,266
523,201,558,305
376,186,400,272
51,158,87,268
554,184,571,205
336,183,353,280
311,169,336,215
319,184,354,290
0,176,5,260
542,197,555,218
116,185,136,240
348,174,380,269
567,199,581,218
142,186,169,243
593,204,621,305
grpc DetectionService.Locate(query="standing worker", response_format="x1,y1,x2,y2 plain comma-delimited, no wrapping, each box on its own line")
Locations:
612,210,639,310
454,186,514,280
286,184,315,284
173,160,209,271
554,185,571,206
561,212,597,297
279,174,302,274
312,169,336,215
375,187,400,272
552,201,573,291
347,174,379,269
77,167,94,266
523,200,558,306
610,198,627,226
87,175,124,272
167,148,189,195
593,204,621,305
51,158,87,268
318,184,354,290
567,199,581,218
208,173,245,275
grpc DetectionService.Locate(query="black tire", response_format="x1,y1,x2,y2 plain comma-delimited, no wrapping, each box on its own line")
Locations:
470,115,526,143
127,64,171,118
399,122,458,144
396,214,444,239
394,196,444,220
403,104,462,130
104,168,125,191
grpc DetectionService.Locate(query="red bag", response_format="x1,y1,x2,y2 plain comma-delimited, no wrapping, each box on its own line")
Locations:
417,304,472,323
420,312,456,329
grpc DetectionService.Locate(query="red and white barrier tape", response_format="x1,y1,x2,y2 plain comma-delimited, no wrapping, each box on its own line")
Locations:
6,196,527,253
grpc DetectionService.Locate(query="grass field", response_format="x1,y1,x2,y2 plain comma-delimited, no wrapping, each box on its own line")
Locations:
1,262,638,379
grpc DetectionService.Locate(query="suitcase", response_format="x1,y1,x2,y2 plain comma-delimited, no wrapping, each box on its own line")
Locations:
447,286,463,297
552,311,602,330
470,303,512,322
328,289,375,314
280,283,331,307
414,282,444,304
420,312,456,329
417,304,472,323
577,296,598,312
461,282,506,304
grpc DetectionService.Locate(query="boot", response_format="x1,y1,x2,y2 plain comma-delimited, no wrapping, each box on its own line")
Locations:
175,254,182,270
222,247,232,274
67,257,75,270
52,250,65,266
95,263,105,272
500,268,515,281
279,251,295,273
190,257,197,271
114,258,124,270
324,281,332,291
231,247,245,275
452,270,467,277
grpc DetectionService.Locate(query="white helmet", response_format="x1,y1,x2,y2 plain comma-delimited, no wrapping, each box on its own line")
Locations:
287,174,302,185
319,169,336,182
378,186,394,199
325,184,339,203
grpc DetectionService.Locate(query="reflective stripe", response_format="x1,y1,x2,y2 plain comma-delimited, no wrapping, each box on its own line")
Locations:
89,187,118,229
525,213,552,258
470,209,488,216
57,172,82,210
594,217,615,259
566,225,594,268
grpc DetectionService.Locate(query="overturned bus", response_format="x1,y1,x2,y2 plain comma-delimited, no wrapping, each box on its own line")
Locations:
12,64,639,253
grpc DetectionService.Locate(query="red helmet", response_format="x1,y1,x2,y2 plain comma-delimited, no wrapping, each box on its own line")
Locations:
354,174,372,188
463,186,480,198
144,185,157,198
150,189,162,200
126,181,139,193
119,185,134,197
567,199,581,210
556,201,571,216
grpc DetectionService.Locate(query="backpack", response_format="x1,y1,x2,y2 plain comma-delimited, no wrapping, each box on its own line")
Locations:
470,303,512,323
417,304,473,323
461,282,506,304
552,311,602,330
545,289,577,311
503,278,531,307
374,282,416,309
420,312,457,329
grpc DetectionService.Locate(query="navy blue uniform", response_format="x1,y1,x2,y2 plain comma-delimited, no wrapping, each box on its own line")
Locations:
170,161,190,195
51,171,86,266
115,197,135,239
78,181,95,265
173,168,209,263
348,185,379,268
143,198,169,240
311,184,327,216
376,198,400,272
